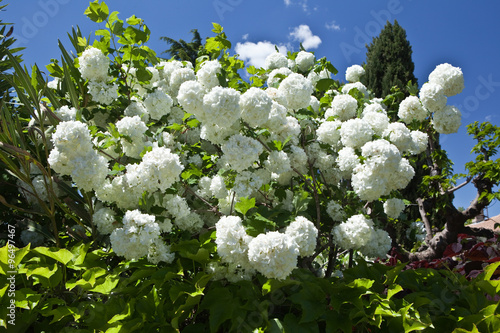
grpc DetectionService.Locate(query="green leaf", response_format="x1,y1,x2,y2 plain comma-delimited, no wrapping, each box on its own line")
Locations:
32,247,73,265
199,287,235,332
289,282,327,323
212,23,223,34
126,15,142,25
234,197,256,216
316,78,334,91
84,0,109,23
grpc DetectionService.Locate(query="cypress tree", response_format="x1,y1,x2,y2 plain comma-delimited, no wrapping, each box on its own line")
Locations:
363,20,417,97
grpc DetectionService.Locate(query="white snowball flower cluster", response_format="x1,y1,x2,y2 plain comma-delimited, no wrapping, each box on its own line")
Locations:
295,51,315,72
264,52,288,70
265,150,292,175
177,80,205,118
428,63,464,97
398,96,428,124
115,116,149,158
87,80,118,105
326,94,358,121
247,231,299,280
351,139,414,201
409,130,429,154
124,100,148,120
383,122,413,153
240,87,273,127
110,210,175,263
267,67,293,87
78,47,109,81
221,134,263,172
383,198,406,219
197,60,222,90
125,146,183,194
340,118,374,149
342,82,368,97
418,63,464,134
332,214,374,250
53,105,77,122
233,170,269,198
316,120,342,147
143,90,173,120
432,105,461,134
277,73,313,110
78,47,117,105
345,64,365,83
285,216,318,257
326,200,346,222
359,228,392,258
203,86,241,126
419,82,447,113
48,121,108,192
336,146,360,175
92,207,116,235
362,110,389,136
215,216,253,265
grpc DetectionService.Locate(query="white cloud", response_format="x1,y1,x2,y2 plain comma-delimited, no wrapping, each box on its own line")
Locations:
289,25,322,49
235,41,288,68
325,21,341,31
284,0,309,12
242,33,249,41
284,0,291,5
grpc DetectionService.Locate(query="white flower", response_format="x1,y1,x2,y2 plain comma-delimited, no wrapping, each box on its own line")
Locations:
383,198,405,219
285,216,318,257
340,118,374,148
247,231,299,280
93,207,116,235
316,120,342,147
362,111,389,136
325,94,358,121
88,80,118,105
267,67,293,87
419,82,447,113
53,106,77,122
342,82,368,97
197,60,222,90
221,134,263,172
174,212,204,232
295,51,315,72
432,105,461,134
178,80,206,120
409,130,428,155
332,214,374,250
265,150,292,175
277,73,313,110
345,65,365,83
264,52,288,70
143,91,173,120
383,122,413,153
240,87,273,127
336,146,360,175
326,201,346,222
203,86,241,127
428,63,464,97
210,175,228,199
216,216,253,265
398,96,428,124
359,228,392,258
124,100,148,120
169,67,196,99
78,47,109,81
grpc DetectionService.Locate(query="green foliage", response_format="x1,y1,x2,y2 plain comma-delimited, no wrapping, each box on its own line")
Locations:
363,20,418,98
1,1,500,331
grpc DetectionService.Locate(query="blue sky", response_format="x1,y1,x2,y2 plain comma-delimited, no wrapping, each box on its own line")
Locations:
6,0,500,218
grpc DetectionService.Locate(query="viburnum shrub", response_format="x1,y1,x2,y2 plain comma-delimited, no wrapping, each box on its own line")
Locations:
1,1,500,331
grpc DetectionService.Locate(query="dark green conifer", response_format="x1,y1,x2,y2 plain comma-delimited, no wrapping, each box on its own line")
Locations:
363,20,417,97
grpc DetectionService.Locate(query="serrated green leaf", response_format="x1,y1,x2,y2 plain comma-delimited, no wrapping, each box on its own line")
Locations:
234,197,256,216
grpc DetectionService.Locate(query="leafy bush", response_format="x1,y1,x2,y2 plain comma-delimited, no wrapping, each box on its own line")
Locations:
1,1,500,331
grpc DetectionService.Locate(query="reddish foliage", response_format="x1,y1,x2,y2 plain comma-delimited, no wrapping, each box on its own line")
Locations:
385,234,500,280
